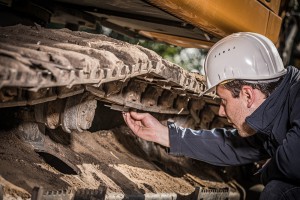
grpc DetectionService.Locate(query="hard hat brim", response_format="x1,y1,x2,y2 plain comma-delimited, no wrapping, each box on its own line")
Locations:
200,68,287,97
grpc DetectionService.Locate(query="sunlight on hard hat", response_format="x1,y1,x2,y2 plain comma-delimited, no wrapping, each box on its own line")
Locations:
245,58,253,66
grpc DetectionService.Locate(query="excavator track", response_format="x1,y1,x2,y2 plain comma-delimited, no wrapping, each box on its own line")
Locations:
0,24,208,115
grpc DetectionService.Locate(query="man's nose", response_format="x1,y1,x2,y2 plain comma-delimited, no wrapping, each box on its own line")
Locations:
218,105,226,117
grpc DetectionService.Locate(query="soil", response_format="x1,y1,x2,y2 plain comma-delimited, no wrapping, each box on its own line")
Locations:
0,122,232,199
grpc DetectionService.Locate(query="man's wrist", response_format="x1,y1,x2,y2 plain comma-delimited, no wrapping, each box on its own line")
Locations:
156,125,169,147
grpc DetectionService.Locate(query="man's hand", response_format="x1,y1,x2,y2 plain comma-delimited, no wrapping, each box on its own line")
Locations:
122,111,170,147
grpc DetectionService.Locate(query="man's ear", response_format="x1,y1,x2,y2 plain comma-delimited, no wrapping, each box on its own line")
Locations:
241,86,254,108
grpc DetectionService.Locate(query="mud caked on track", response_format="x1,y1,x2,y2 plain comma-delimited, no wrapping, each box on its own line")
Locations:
0,25,238,199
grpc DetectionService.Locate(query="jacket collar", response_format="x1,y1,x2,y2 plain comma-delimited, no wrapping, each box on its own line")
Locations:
245,66,300,134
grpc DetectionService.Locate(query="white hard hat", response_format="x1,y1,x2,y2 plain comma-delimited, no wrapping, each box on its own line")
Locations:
202,32,287,95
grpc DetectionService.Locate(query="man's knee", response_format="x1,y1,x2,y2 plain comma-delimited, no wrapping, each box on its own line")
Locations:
259,180,300,200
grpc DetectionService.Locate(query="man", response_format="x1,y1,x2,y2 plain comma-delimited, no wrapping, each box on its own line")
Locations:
123,32,300,199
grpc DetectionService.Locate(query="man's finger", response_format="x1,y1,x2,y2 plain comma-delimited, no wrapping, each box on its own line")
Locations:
129,111,148,121
124,112,140,132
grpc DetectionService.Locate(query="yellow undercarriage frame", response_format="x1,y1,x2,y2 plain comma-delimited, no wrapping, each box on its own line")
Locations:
141,0,282,48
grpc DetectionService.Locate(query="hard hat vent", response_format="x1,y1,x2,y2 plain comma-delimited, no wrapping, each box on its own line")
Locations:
214,46,235,58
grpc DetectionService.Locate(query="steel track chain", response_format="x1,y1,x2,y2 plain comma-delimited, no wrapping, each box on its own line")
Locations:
0,24,211,115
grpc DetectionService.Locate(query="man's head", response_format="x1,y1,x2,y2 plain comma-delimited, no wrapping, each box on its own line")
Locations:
203,32,286,136
203,32,286,95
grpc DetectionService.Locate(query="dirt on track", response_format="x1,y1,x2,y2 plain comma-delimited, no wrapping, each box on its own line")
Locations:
0,121,232,199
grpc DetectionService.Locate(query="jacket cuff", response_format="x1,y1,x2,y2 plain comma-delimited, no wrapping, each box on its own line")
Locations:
167,121,182,156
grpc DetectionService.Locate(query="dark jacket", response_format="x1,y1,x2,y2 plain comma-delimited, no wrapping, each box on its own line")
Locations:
168,66,300,185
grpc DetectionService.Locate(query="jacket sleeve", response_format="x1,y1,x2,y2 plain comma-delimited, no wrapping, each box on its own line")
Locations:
168,122,269,166
262,86,300,185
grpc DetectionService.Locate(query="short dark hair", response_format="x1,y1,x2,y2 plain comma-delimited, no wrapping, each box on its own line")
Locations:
223,78,283,98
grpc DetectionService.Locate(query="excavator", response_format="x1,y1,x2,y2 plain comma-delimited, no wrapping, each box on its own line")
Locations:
0,0,298,199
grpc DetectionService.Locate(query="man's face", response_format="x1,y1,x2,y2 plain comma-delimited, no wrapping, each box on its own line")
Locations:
216,85,255,137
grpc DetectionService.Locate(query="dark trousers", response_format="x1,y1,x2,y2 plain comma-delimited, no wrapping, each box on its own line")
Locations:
259,180,300,200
